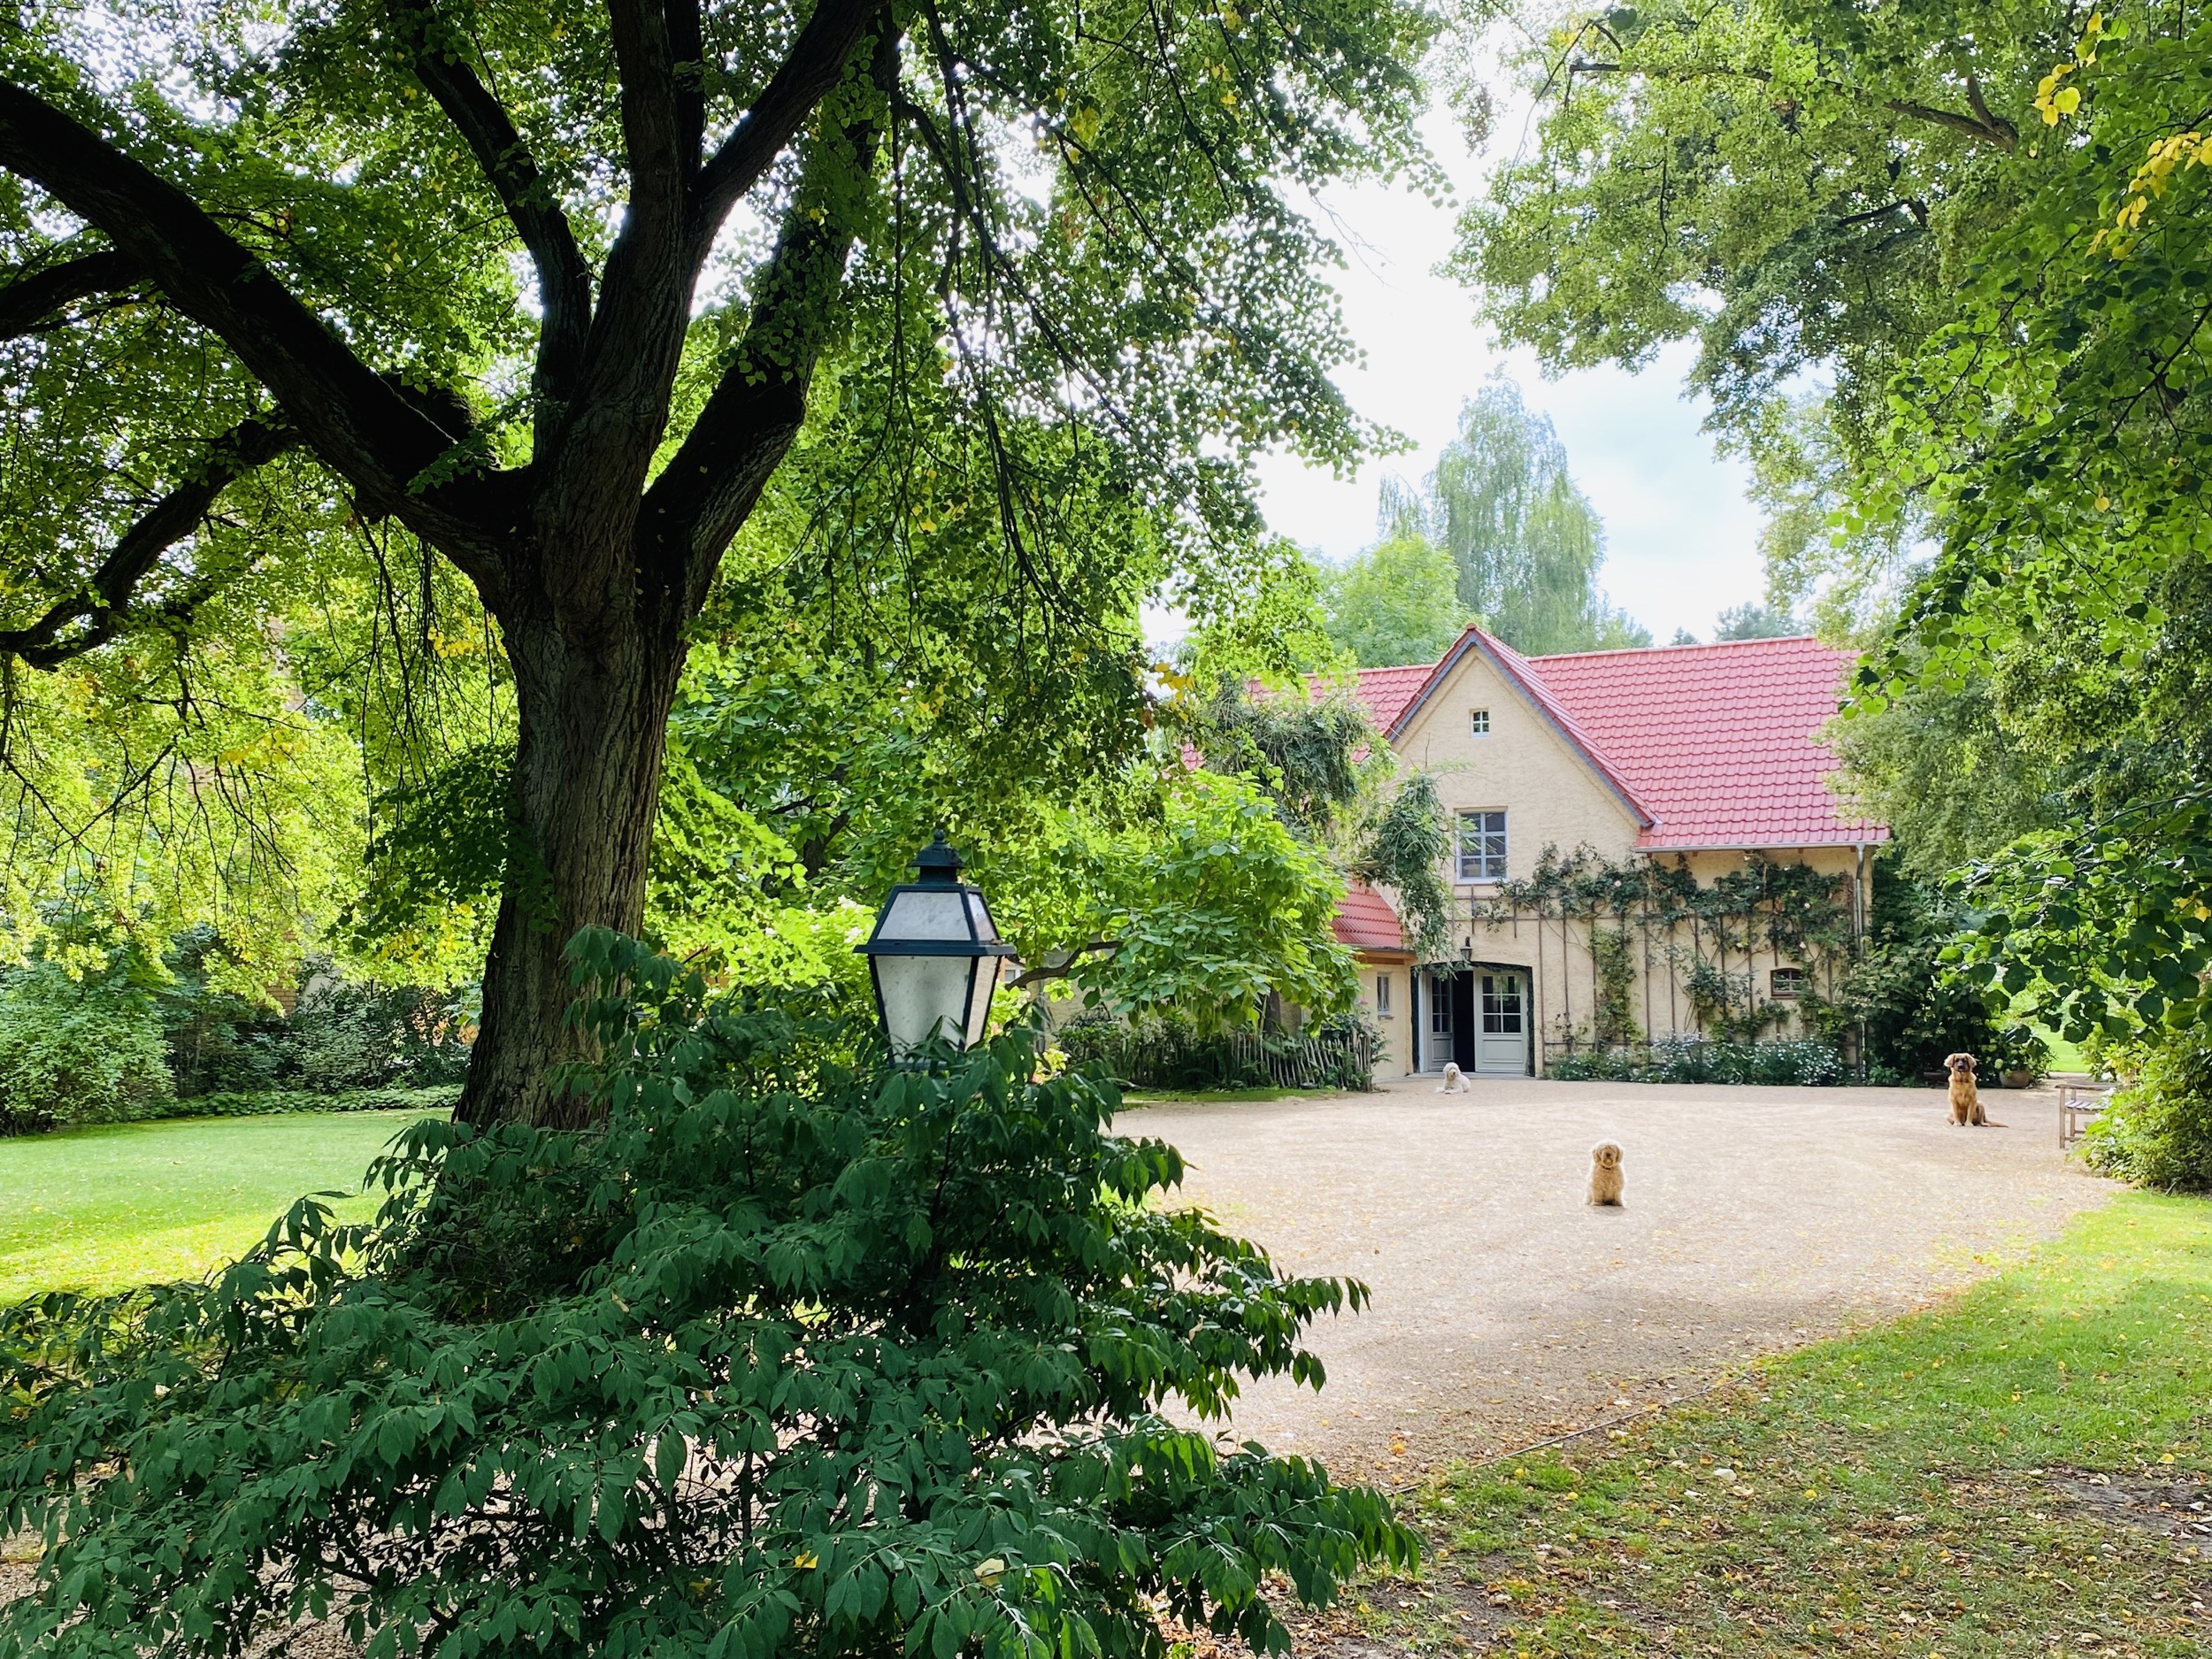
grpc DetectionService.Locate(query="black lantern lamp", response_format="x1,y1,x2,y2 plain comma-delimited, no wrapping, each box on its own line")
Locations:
857,832,1016,1056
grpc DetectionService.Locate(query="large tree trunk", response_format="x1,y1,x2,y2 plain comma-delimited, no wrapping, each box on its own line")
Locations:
455,594,687,1130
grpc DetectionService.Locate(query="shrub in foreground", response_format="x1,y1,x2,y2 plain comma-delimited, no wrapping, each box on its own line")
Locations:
0,930,1409,1659
2084,1029,2212,1192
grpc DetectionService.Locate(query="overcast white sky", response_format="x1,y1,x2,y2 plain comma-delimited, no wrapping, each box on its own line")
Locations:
1247,103,1771,647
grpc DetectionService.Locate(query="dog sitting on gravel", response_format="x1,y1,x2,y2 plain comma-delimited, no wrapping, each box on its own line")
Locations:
1945,1052,2001,1126
1437,1062,1471,1094
1586,1141,1624,1207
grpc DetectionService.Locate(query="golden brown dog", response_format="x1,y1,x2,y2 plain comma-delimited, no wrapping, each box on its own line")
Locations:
1586,1141,1624,1206
1946,1052,1988,1126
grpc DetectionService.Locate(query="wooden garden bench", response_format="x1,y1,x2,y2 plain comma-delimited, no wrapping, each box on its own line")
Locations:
2059,1082,2112,1149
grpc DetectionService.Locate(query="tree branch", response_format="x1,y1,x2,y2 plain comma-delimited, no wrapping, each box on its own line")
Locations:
641,23,899,615
689,0,888,252
0,81,509,573
390,0,593,405
1962,73,2018,151
543,0,703,525
665,0,706,180
1006,941,1118,991
1885,95,2016,151
608,0,687,244
0,248,140,338
1834,197,1930,230
1565,58,2017,151
0,415,298,669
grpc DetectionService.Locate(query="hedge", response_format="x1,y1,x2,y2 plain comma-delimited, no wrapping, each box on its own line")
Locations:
145,1084,464,1121
1547,1037,1846,1087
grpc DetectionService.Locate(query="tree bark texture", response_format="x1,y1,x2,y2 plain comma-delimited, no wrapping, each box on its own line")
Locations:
457,592,687,1130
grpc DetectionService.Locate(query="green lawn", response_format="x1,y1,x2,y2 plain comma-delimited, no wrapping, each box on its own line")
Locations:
1327,1190,2210,1656
0,1110,435,1301
1118,1085,1323,1105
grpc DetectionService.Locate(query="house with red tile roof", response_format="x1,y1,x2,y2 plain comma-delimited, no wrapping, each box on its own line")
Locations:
1325,627,1886,1078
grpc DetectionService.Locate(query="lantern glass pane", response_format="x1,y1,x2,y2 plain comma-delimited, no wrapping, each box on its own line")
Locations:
877,888,973,942
873,953,972,1054
963,955,1005,1048
964,891,1000,943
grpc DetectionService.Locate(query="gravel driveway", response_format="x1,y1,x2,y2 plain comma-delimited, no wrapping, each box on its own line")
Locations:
1123,1076,2116,1480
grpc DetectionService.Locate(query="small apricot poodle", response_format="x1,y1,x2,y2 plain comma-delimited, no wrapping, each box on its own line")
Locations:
1586,1141,1624,1207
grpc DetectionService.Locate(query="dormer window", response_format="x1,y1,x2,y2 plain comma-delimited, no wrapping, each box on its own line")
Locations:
1469,708,1491,736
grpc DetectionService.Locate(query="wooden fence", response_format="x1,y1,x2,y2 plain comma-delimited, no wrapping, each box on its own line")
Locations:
1062,1025,1375,1093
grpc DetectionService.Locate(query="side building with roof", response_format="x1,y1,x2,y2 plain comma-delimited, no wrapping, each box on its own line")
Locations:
1326,628,1888,1078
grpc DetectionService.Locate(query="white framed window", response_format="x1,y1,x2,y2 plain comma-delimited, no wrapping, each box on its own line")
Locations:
1375,974,1394,1017
1770,966,1806,999
1429,973,1452,1036
1469,708,1491,737
1455,810,1508,882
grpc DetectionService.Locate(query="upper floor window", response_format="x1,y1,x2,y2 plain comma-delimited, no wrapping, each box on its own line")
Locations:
1770,966,1806,999
1455,810,1508,882
1469,708,1491,737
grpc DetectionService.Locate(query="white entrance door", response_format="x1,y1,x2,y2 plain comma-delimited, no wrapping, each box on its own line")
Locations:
1474,970,1527,1075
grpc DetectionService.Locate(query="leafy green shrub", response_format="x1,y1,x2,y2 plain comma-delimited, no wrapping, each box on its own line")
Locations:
0,930,1409,1658
1829,860,2036,1079
157,932,474,1100
1544,1047,1635,1083
2083,1030,2212,1192
1547,1038,1844,1087
0,964,173,1132
283,974,475,1091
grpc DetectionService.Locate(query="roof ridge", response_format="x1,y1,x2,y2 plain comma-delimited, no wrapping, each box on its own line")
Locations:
1531,634,1831,664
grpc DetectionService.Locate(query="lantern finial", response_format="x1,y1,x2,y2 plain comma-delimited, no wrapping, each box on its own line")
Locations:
912,829,963,883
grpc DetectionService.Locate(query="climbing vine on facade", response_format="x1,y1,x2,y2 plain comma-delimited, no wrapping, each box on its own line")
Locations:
1471,843,1856,1045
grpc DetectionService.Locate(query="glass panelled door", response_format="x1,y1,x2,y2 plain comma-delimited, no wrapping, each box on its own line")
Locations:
1475,970,1527,1075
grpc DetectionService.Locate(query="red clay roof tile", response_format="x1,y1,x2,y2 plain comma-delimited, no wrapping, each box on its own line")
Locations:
1332,881,1408,952
1321,631,1886,854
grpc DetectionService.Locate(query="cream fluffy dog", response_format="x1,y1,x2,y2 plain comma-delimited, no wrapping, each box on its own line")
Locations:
1586,1141,1624,1207
1437,1062,1471,1094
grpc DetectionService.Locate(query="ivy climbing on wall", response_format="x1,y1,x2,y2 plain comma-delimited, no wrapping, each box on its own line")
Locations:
1470,843,1857,1048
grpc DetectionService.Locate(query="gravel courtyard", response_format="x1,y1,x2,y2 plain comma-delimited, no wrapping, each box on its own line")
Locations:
1124,1076,2116,1480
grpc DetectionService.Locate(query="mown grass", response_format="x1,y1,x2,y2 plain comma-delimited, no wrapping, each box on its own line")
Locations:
1328,1191,2209,1656
0,1110,434,1301
1119,1085,1326,1105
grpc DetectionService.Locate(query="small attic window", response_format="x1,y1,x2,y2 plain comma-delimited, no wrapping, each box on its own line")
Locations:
1469,709,1491,737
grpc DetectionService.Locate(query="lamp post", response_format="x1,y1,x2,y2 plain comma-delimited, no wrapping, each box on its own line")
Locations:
857,832,1016,1057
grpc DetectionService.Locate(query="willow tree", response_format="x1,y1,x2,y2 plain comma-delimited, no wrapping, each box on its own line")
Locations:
0,0,1432,1124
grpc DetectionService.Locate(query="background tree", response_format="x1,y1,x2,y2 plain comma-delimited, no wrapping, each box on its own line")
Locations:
1711,601,1798,641
1317,533,1470,666
0,0,1436,1125
1456,0,2212,1172
1454,0,2056,523
1382,380,1649,655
